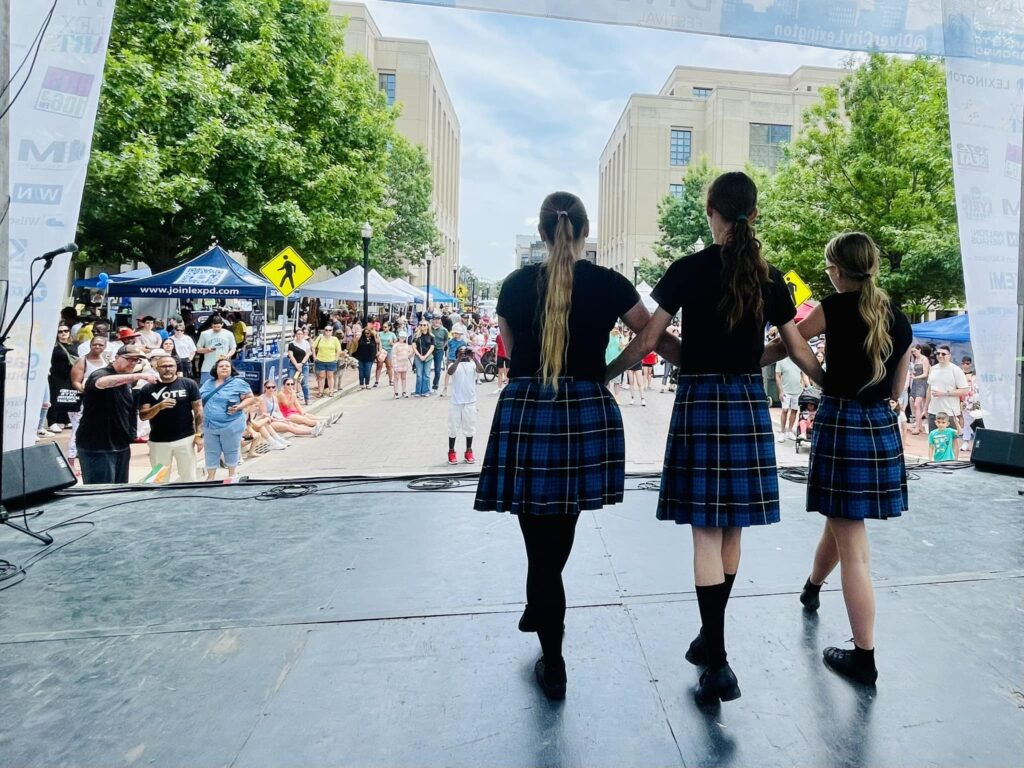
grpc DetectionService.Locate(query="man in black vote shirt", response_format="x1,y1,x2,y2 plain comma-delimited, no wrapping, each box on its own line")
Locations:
77,346,158,484
139,355,203,482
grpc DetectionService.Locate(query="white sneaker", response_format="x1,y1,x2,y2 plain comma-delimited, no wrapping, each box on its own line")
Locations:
267,442,286,451
313,422,325,437
785,431,797,441
36,428,50,438
776,433,786,443
48,424,63,433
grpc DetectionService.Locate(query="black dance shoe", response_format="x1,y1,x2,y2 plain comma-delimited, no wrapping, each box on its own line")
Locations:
685,630,707,666
823,646,877,685
534,657,567,700
800,584,821,612
694,663,741,706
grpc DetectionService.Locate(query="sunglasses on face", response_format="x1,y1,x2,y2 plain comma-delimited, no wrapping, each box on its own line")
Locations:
58,328,69,333
937,352,949,357
285,381,295,386
264,385,276,390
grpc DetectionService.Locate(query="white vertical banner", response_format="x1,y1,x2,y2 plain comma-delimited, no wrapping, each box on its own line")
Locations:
946,59,1023,432
4,0,115,451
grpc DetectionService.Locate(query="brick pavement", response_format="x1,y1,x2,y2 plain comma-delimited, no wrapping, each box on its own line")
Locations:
32,370,938,484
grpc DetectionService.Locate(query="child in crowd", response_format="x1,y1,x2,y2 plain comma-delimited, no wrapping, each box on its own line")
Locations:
929,412,958,462
797,398,817,441
441,324,467,397
446,346,483,464
391,335,413,398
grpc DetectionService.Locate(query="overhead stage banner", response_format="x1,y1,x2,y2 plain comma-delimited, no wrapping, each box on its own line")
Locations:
384,0,1024,430
5,0,116,451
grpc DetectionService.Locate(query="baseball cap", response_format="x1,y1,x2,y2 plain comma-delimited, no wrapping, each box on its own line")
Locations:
116,328,139,341
116,344,147,360
452,324,467,335
424,313,434,320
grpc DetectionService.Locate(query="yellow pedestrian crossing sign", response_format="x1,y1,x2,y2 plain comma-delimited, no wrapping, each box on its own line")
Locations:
261,247,313,297
783,270,812,307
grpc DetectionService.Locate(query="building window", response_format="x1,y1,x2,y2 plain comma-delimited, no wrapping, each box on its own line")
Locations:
670,129,691,167
379,72,396,106
749,123,792,171
692,87,712,99
669,183,684,199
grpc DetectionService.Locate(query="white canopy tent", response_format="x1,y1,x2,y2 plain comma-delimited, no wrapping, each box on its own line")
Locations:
295,265,410,304
390,276,427,304
636,281,657,313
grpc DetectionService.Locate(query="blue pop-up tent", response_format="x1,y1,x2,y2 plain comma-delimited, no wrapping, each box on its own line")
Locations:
911,313,971,343
73,266,152,288
107,245,280,299
423,285,457,305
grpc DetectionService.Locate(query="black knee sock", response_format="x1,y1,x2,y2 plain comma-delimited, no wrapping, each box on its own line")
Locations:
696,581,731,669
466,437,473,451
724,571,737,602
448,437,455,451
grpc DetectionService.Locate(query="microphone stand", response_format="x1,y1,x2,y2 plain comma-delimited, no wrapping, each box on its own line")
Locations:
0,254,60,544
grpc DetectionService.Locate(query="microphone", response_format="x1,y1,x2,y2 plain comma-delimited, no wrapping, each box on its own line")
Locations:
34,243,79,262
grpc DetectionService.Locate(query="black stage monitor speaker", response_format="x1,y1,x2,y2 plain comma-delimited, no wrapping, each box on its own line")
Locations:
2,443,77,509
971,428,1024,477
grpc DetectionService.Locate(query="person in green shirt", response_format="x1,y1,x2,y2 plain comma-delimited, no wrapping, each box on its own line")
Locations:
928,412,958,461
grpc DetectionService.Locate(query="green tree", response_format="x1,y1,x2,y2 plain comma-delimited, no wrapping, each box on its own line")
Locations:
78,0,396,274
371,135,440,278
649,157,716,282
758,54,961,308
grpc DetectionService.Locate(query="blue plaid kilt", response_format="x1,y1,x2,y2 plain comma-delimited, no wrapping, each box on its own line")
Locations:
807,396,907,520
657,374,780,528
474,378,625,515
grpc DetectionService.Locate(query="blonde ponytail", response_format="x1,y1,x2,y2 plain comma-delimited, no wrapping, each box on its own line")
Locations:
858,278,894,390
537,193,588,393
824,232,893,391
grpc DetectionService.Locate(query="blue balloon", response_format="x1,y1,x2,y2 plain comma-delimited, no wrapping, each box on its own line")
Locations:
97,272,110,289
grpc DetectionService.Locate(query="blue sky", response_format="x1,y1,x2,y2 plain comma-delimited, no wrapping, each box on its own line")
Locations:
365,0,849,280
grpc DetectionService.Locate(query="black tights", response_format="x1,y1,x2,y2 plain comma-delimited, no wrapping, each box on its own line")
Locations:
518,513,580,662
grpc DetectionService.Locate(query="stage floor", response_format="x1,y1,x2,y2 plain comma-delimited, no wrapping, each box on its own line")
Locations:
1,468,1022,767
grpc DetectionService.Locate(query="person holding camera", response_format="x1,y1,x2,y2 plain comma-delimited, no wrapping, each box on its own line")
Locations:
446,345,484,464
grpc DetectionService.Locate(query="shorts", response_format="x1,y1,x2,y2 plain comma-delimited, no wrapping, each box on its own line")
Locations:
781,392,801,410
448,402,478,438
497,356,510,369
315,361,338,372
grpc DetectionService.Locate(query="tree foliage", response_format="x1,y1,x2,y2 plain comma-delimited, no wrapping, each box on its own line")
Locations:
758,54,961,308
371,135,440,278
78,0,439,276
648,157,716,283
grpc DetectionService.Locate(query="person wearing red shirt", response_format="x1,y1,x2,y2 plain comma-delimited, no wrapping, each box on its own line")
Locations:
494,332,509,393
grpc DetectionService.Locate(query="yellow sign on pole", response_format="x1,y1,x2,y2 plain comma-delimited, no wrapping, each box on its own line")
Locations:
456,283,469,300
261,247,313,297
783,270,812,307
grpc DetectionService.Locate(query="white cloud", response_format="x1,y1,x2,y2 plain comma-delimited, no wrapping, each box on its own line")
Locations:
364,1,848,280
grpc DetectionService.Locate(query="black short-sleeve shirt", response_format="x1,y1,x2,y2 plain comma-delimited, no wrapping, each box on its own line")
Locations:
139,378,201,443
498,260,640,382
821,292,912,401
651,245,796,374
77,366,136,451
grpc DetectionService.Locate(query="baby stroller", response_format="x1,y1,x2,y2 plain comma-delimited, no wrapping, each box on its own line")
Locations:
794,387,821,453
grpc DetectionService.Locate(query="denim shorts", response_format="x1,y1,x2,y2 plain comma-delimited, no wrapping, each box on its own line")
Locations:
315,361,338,372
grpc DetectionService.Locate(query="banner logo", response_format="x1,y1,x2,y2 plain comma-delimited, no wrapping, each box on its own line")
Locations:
960,187,993,220
957,142,990,171
35,67,95,119
13,183,63,205
17,139,88,169
176,267,228,286
45,14,107,55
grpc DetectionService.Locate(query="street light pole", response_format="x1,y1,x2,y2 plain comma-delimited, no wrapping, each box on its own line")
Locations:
632,258,639,286
453,267,458,296
425,249,433,316
361,222,373,324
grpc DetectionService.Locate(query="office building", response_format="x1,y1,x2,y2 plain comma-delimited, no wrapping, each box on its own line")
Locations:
516,236,598,268
598,65,846,274
331,2,461,293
